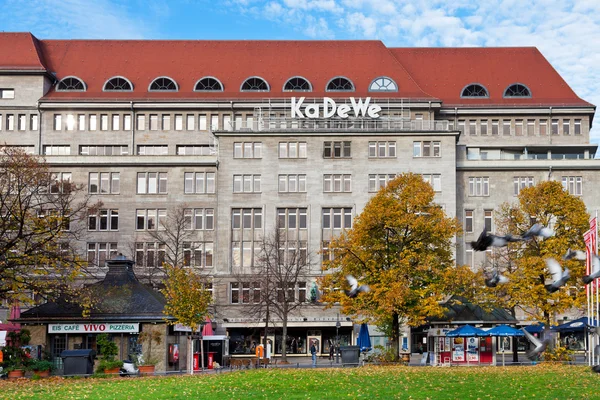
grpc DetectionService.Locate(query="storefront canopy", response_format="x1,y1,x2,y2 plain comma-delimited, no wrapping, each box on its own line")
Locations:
485,325,524,337
552,317,597,332
446,324,487,337
523,323,545,334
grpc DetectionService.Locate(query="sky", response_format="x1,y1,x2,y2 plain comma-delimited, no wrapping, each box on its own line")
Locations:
1,0,598,143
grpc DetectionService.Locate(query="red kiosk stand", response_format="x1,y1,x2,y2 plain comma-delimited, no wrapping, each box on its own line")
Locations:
428,328,496,366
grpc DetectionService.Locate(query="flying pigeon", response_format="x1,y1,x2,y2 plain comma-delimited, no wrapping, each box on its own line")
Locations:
470,230,522,252
484,268,509,288
563,249,586,261
521,223,554,240
345,275,370,298
545,258,571,293
592,365,600,373
586,324,600,336
521,328,550,361
582,254,600,284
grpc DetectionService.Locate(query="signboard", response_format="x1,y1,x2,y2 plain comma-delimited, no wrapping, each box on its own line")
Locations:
291,97,382,119
467,337,479,362
174,323,201,333
48,323,139,334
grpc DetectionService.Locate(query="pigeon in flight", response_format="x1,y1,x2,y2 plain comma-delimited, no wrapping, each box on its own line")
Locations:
582,254,600,284
470,230,522,252
345,275,370,298
521,223,554,240
521,328,550,361
484,268,509,288
545,258,571,293
563,249,586,261
592,365,600,373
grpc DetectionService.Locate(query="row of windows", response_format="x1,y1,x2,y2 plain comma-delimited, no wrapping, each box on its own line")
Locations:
456,118,583,136
133,241,214,268
467,176,583,197
230,207,352,231
44,144,215,156
88,208,215,231
460,83,532,98
230,282,308,304
0,113,38,131
56,76,398,93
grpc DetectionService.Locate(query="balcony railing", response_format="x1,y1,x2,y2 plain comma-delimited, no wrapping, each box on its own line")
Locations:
215,118,451,132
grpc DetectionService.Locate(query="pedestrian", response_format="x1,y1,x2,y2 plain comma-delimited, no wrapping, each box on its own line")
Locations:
328,339,334,361
310,340,317,367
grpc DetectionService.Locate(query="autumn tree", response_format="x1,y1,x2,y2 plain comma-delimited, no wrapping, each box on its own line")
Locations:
319,173,477,359
0,147,96,304
487,180,589,328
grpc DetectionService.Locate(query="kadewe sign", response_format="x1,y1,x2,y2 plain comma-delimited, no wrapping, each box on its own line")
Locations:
291,97,382,119
48,323,139,334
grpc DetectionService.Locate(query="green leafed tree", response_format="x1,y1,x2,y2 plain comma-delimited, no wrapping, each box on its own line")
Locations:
319,172,477,359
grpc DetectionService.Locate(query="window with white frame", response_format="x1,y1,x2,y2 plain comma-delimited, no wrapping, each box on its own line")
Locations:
112,114,120,131
199,114,207,130
17,114,26,131
513,176,534,195
89,115,97,131
465,210,473,233
491,120,499,135
468,177,489,196
4,114,12,131
368,141,396,158
323,141,351,158
137,114,146,130
174,114,183,131
89,172,120,194
183,208,214,230
137,172,168,194
136,209,166,230
87,242,118,266
563,119,570,135
30,114,38,131
88,209,119,231
53,114,62,131
502,120,511,135
480,120,488,135
231,208,263,268
183,242,214,267
233,142,262,158
515,119,523,136
368,174,397,192
233,174,261,193
574,119,582,135
279,174,307,193
413,141,441,157
77,114,85,131
279,141,307,158
135,242,166,269
540,119,547,135
100,114,108,131
277,208,308,230
49,172,72,194
421,173,441,192
323,174,351,193
137,145,168,155
0,89,15,99
562,176,582,195
465,248,474,268
527,119,535,136
80,145,128,155
186,114,195,131
322,207,352,230
162,114,171,130
123,115,131,131
184,172,216,194
44,145,71,156
468,120,476,135
176,145,215,156
150,114,158,131
551,119,559,135
484,210,493,232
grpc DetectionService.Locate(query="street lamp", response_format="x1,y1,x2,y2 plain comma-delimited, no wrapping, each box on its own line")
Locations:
336,314,341,363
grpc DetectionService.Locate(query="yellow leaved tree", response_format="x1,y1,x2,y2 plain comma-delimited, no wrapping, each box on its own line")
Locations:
319,173,478,359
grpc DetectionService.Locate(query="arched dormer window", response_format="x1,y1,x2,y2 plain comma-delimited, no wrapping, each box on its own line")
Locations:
504,83,531,98
369,77,398,92
194,77,224,91
56,76,86,91
283,76,312,92
103,76,133,92
461,83,489,98
240,77,269,92
326,76,354,92
148,76,178,91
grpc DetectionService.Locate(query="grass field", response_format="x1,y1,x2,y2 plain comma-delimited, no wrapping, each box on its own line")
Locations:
1,364,599,399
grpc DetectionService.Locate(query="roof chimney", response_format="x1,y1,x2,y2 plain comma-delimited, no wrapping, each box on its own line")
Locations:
103,253,137,285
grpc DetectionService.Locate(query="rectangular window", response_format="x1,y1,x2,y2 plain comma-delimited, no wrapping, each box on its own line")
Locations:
162,114,171,130
484,210,493,232
77,114,85,131
421,174,441,192
552,119,559,135
30,114,38,131
465,210,473,233
515,119,523,136
503,120,511,135
491,120,499,135
0,89,15,99
199,114,207,131
233,142,262,158
562,176,582,195
458,120,465,134
137,172,168,194
513,176,534,195
480,120,488,136
574,119,582,135
186,114,195,131
112,114,120,131
87,242,118,266
88,209,119,231
64,114,75,131
233,174,261,193
468,177,490,196
89,172,120,194
368,174,397,192
79,145,128,156
279,174,307,193
540,119,547,135
413,141,441,157
323,141,351,158
135,242,165,269
184,172,216,194
100,114,109,131
137,145,168,155
17,114,26,131
136,209,167,230
53,114,62,131
44,145,71,156
322,207,352,230
562,119,570,135
123,114,131,131
87,115,96,131
5,114,13,131
527,119,535,136
175,114,183,131
211,115,219,131
468,120,476,135
323,174,351,193
137,114,146,130
279,142,307,158
368,141,396,158
150,114,158,131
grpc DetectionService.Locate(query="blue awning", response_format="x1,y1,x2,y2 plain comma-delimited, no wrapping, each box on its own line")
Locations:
553,317,597,332
485,325,524,337
446,324,488,337
523,323,545,334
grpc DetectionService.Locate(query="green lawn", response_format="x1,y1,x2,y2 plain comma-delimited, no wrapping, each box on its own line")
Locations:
1,365,598,399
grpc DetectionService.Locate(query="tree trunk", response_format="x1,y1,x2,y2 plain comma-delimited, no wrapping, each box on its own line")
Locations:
392,312,400,361
510,308,518,363
281,310,288,363
263,304,269,360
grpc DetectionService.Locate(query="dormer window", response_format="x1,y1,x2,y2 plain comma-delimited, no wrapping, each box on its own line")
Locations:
194,77,224,91
149,77,178,91
103,77,133,92
241,77,269,92
504,83,531,98
283,77,312,92
369,77,397,92
57,76,86,91
461,84,489,98
326,77,354,92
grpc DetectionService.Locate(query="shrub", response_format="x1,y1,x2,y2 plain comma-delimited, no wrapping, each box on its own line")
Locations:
31,359,54,372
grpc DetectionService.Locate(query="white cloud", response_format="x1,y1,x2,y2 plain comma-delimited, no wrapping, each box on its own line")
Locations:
304,16,335,38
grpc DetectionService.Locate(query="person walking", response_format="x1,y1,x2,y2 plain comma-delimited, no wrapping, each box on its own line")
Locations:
328,339,334,361
310,340,317,367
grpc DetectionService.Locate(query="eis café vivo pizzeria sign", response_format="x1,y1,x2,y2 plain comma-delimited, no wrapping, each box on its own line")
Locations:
48,323,139,333
290,97,382,119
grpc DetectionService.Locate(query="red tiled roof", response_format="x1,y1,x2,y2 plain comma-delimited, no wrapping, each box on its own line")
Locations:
390,47,592,107
37,39,434,101
0,32,46,71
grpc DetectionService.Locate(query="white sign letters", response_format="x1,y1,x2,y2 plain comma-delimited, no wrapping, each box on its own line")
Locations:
291,97,381,119
48,323,139,334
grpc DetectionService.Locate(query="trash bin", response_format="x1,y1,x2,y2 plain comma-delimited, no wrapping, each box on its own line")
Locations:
61,349,96,375
339,346,360,365
193,353,200,371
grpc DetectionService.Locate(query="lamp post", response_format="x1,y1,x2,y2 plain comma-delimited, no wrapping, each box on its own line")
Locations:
336,314,341,363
